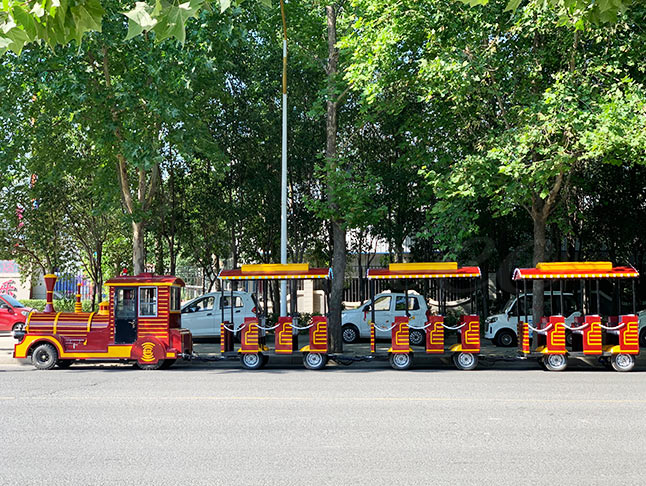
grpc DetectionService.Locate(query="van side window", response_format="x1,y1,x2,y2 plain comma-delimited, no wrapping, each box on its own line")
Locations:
374,296,391,312
221,296,244,308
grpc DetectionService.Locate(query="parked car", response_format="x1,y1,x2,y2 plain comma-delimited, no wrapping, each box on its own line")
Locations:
341,292,428,345
181,291,257,338
485,291,583,347
0,294,33,332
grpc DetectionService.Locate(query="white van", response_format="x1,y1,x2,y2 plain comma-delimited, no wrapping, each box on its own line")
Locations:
341,292,428,345
484,292,581,347
181,291,257,338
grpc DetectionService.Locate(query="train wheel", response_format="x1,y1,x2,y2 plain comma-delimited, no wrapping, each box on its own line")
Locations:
56,359,75,369
409,330,425,346
303,352,328,370
611,353,635,372
136,360,165,370
160,359,176,369
32,343,58,370
543,354,567,372
240,353,263,370
453,352,478,370
389,353,412,370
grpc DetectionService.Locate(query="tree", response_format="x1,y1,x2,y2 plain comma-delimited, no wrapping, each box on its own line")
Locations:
341,0,646,327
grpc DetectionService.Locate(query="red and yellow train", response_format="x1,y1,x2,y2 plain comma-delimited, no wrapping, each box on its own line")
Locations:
12,260,641,372
13,273,192,369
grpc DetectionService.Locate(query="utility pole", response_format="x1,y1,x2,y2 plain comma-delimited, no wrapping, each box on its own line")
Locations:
279,0,288,316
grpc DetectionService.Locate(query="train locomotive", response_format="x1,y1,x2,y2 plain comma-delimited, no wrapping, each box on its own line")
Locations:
13,273,192,369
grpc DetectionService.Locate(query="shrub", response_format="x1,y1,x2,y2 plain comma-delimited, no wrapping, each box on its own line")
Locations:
20,299,94,313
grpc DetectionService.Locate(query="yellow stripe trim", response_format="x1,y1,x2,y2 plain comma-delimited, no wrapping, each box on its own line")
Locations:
87,312,95,333
53,312,62,334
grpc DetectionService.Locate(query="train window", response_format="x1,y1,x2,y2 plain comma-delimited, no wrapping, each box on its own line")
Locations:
170,287,181,311
139,287,157,317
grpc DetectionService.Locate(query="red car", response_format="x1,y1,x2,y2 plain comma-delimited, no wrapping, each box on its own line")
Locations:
0,294,32,332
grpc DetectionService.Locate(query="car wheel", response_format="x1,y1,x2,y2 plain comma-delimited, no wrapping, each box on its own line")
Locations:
389,353,412,370
409,329,425,346
611,353,635,372
543,354,567,372
12,323,23,332
56,359,75,369
303,352,328,370
342,325,359,344
640,328,646,348
565,330,573,347
240,353,263,370
31,343,58,370
453,352,478,371
495,329,516,347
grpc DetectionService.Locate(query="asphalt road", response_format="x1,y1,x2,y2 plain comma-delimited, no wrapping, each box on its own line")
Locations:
1,360,646,486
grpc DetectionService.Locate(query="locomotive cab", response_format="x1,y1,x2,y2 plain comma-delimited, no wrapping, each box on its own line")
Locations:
14,273,192,370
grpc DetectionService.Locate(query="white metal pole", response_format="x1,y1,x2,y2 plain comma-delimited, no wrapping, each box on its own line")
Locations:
280,1,288,317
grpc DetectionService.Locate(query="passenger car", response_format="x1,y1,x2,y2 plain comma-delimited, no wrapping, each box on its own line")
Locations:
341,292,428,345
0,294,32,332
181,291,257,337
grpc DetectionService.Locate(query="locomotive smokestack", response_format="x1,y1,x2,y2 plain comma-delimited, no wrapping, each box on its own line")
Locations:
75,282,82,313
44,274,57,313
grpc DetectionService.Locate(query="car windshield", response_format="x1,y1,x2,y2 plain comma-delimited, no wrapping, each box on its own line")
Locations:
503,297,517,314
1,294,24,308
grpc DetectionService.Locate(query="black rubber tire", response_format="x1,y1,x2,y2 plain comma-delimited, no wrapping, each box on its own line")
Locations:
495,329,517,347
160,359,176,369
538,357,547,370
261,353,270,367
640,328,646,348
389,353,412,370
565,331,573,347
611,353,635,372
453,352,478,370
342,325,360,344
543,354,568,372
303,352,328,370
31,343,58,370
240,353,263,370
12,322,23,332
409,329,425,346
136,360,165,370
56,359,75,369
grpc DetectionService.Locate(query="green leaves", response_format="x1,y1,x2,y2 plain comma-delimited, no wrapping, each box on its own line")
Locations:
0,0,275,55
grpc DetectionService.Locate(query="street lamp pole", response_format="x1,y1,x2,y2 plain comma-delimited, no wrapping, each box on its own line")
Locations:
280,0,288,317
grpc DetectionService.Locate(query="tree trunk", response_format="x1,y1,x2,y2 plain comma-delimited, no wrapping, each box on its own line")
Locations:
132,221,145,274
531,210,547,348
325,4,345,353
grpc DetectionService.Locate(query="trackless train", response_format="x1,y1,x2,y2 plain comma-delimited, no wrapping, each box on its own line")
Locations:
13,261,641,372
